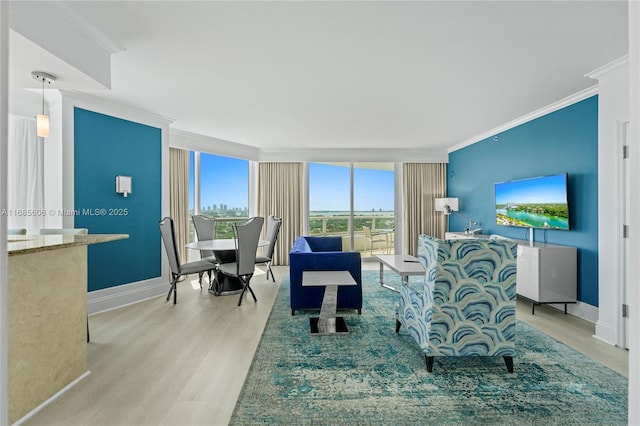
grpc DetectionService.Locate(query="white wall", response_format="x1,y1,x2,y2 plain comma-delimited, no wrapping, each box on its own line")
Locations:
586,57,629,346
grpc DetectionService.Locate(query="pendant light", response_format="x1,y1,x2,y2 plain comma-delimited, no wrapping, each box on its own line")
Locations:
31,71,56,138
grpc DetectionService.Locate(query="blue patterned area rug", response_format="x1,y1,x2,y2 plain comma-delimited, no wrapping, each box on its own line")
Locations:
230,271,627,425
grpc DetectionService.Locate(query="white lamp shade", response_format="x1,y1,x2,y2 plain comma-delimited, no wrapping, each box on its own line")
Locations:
36,114,49,138
435,197,459,214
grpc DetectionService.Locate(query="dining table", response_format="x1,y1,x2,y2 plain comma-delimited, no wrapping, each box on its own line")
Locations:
186,238,269,295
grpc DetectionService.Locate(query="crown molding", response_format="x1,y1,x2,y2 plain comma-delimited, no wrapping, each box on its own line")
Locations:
60,90,174,127
258,147,449,163
170,129,448,163
170,129,261,160
585,55,629,80
448,85,599,153
48,2,124,54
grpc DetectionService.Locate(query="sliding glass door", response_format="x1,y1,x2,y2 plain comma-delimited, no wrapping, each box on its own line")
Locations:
354,163,395,256
308,162,395,257
308,162,351,238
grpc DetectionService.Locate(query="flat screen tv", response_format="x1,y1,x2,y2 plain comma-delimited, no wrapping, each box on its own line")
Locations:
495,173,570,230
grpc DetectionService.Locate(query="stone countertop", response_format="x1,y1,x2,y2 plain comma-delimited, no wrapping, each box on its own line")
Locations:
8,234,129,256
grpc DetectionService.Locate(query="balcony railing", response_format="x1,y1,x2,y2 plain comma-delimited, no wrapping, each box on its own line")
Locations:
188,214,396,260
309,214,395,256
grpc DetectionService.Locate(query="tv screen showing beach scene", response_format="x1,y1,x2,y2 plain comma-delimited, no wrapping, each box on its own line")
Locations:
495,173,570,230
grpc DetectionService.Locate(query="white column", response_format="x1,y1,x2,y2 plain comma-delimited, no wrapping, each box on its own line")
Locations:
627,1,640,423
0,2,10,424
586,57,629,345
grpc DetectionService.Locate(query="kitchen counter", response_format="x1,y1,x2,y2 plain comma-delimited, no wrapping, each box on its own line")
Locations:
8,233,128,424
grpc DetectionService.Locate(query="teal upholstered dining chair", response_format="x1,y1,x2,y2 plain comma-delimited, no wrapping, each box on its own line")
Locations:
395,234,518,372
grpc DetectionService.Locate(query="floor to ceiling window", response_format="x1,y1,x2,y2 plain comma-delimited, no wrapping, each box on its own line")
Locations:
188,152,249,243
308,162,395,257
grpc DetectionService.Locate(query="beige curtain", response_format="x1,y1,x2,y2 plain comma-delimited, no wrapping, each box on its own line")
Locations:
402,163,447,256
257,162,303,266
170,148,190,263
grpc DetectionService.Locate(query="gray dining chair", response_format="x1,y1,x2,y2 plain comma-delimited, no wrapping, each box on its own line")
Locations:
191,215,218,288
39,228,89,235
218,216,264,306
8,228,27,235
159,217,220,304
255,215,282,282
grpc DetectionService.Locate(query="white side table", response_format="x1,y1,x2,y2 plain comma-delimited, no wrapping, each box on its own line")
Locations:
375,254,425,293
302,270,357,335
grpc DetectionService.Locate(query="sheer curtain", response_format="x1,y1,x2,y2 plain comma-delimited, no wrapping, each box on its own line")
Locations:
257,162,303,266
7,115,44,233
402,163,447,256
169,147,189,262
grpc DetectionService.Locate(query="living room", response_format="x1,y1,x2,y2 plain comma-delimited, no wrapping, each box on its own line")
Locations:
2,1,640,425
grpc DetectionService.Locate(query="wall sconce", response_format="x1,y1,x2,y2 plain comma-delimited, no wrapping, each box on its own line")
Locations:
116,176,132,197
434,197,481,234
31,71,56,138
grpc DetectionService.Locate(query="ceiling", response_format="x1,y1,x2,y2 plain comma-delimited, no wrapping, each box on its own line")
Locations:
9,1,628,153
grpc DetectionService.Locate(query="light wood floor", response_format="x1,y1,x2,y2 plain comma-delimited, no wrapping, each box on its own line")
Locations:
22,264,628,426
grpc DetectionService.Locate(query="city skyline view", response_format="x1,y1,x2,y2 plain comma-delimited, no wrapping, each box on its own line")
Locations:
189,152,249,213
189,154,395,215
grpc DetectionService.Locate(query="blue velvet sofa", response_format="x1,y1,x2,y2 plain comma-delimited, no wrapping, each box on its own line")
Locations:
289,236,362,315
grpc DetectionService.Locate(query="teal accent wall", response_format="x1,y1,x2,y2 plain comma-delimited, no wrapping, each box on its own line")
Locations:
74,108,162,292
447,96,599,306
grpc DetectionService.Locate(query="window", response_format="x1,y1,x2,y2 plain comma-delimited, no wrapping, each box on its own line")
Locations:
309,163,351,236
189,152,249,241
308,162,395,257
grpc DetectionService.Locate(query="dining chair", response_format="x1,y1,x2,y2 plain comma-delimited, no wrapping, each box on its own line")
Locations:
255,215,282,282
39,228,89,235
8,228,27,235
159,217,221,305
217,216,264,306
191,215,218,288
363,226,388,255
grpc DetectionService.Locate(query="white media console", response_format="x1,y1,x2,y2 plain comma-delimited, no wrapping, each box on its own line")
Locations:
444,232,577,314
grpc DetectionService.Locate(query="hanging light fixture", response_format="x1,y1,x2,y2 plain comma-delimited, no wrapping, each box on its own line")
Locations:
31,71,56,138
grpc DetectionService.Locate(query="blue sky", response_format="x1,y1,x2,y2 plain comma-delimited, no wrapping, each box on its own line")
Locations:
309,163,394,211
190,152,249,210
190,155,395,212
495,173,568,205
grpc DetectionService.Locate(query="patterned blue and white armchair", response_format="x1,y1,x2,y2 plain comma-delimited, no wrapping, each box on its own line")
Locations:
396,234,518,372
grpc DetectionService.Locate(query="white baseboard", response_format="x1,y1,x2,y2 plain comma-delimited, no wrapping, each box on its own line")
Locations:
14,371,91,426
88,277,168,315
544,301,618,346
595,319,617,346
547,300,599,324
